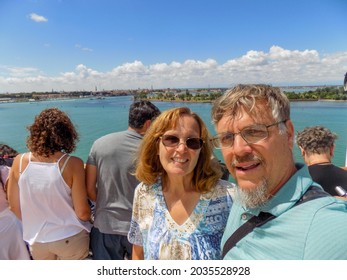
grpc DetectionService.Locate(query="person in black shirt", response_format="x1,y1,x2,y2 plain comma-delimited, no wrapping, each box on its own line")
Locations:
296,125,347,196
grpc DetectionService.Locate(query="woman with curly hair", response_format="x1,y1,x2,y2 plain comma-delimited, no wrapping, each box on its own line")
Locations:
128,107,234,260
7,108,91,260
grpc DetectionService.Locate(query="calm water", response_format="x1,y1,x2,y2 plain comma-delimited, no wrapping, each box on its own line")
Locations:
0,96,346,166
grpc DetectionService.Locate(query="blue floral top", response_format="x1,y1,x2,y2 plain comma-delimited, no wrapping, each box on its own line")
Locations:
128,179,234,260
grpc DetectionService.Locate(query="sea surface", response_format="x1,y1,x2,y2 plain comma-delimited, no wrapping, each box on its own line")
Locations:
0,96,346,167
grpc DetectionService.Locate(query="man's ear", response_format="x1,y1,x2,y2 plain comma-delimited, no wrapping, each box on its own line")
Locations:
330,145,335,157
299,146,305,157
143,119,152,131
285,120,295,149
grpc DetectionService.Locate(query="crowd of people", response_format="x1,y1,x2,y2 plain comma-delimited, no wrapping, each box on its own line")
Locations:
1,84,347,260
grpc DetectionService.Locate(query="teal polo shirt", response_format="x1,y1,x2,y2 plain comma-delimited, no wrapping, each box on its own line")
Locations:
221,164,347,260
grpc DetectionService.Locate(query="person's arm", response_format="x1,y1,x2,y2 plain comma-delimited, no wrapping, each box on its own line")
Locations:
132,244,144,260
68,156,91,221
7,154,22,220
85,163,97,202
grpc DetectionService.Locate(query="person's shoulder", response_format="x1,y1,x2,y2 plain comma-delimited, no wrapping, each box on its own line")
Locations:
213,179,236,198
216,179,236,190
68,154,83,162
94,131,125,143
125,129,143,138
134,182,158,203
331,196,347,206
307,197,347,241
310,195,347,218
136,181,157,192
333,164,347,173
13,152,27,160
11,153,27,168
65,155,84,168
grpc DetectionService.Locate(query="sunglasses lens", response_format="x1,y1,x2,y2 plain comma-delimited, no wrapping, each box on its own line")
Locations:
186,138,203,149
161,135,180,147
161,135,203,149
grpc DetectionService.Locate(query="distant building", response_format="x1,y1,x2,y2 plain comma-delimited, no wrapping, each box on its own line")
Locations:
0,97,12,103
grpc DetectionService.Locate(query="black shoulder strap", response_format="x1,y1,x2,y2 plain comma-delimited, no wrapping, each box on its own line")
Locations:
295,185,329,206
221,186,329,259
221,211,275,259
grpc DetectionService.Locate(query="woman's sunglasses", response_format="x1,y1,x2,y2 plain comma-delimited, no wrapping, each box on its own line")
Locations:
160,135,203,150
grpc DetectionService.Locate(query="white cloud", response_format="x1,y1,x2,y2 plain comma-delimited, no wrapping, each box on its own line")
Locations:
75,44,93,52
29,13,48,23
1,46,347,93
0,66,40,78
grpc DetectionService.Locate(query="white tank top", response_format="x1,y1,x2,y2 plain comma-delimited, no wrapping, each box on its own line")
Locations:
18,153,91,244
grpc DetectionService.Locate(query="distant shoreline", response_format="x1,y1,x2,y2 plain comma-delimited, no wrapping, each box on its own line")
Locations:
289,99,347,102
138,98,212,104
1,95,347,105
138,98,347,103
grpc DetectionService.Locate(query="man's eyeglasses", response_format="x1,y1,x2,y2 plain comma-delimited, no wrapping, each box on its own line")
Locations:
211,120,287,149
160,135,204,150
0,157,14,167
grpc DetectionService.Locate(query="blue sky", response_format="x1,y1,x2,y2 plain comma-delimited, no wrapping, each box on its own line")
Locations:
0,0,346,93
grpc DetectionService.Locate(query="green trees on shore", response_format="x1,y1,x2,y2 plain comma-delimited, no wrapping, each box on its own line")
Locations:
284,86,347,101
133,89,224,102
1,86,346,103
134,86,347,103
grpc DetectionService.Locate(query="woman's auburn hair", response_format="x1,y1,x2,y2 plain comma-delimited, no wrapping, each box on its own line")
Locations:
135,107,222,193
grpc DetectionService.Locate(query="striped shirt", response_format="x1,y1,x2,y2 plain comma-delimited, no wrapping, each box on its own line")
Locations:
221,163,347,260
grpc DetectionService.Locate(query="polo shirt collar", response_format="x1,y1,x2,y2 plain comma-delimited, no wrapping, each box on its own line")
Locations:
244,163,316,216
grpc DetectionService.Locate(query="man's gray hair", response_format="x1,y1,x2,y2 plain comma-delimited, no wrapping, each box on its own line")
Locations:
211,84,290,127
296,126,337,155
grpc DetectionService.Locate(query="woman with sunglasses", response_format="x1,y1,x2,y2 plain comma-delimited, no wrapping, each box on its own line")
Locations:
128,107,234,260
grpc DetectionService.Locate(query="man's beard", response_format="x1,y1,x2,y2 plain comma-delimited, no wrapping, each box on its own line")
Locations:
231,154,271,208
237,178,270,209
